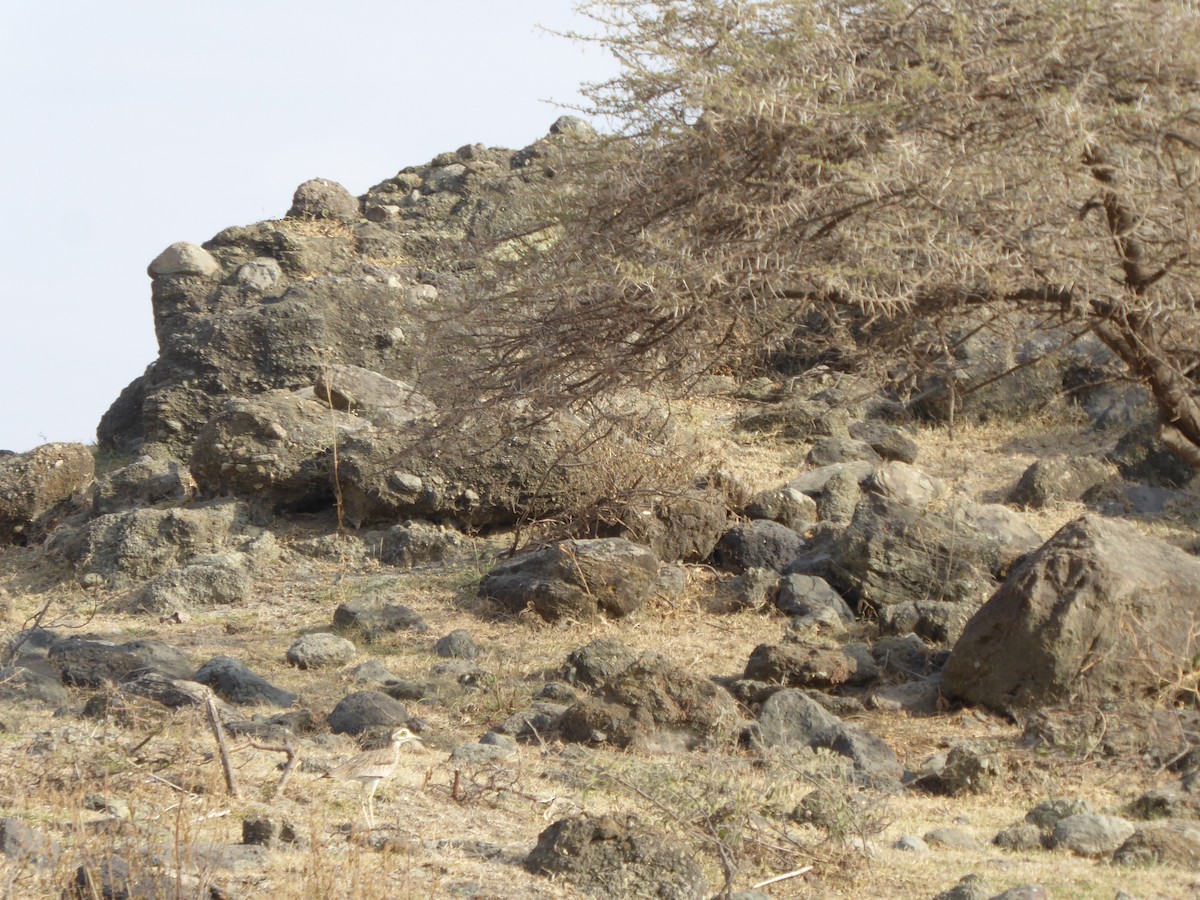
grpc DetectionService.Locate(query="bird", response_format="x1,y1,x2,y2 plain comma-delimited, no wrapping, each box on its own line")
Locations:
325,727,422,828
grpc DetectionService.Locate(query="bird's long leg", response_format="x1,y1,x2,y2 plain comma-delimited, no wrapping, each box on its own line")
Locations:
366,785,377,829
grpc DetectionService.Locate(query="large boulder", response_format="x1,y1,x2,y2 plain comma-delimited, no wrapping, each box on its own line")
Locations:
1009,456,1115,509
944,515,1200,710
479,538,659,622
0,443,94,543
189,390,368,513
827,493,1042,640
93,452,194,515
51,499,249,586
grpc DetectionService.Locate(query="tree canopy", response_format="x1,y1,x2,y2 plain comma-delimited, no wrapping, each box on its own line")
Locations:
452,0,1200,459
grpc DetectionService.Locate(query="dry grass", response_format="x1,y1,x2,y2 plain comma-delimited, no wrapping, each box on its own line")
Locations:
3,402,1200,898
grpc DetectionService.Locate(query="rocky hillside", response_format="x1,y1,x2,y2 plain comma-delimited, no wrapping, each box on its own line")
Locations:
1,121,1199,899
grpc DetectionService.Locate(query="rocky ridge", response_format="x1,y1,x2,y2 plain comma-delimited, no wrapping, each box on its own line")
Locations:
0,120,1198,898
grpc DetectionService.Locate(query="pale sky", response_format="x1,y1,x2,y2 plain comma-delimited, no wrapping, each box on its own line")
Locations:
0,1,618,453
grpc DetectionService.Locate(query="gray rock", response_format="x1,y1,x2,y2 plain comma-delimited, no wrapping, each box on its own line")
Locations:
286,633,356,669
1049,813,1135,857
51,499,249,586
0,817,60,866
189,390,369,514
1109,420,1196,487
235,257,283,292
48,636,192,687
312,364,434,427
894,834,930,853
849,421,920,464
787,462,876,498
0,666,69,708
933,874,991,900
917,745,1001,795
829,494,1041,642
817,468,862,525
332,597,428,641
480,538,659,621
195,656,296,707
1114,820,1200,867
495,703,568,739
1009,456,1114,508
92,453,194,515
435,629,478,660
287,178,359,221
868,461,946,508
924,827,986,851
373,520,466,568
526,814,706,899
615,490,728,563
0,443,94,544
776,573,853,620
130,552,252,612
744,485,818,532
872,633,938,679
806,436,881,468
813,723,904,787
713,520,805,573
944,515,1200,709
548,115,597,139
870,677,943,715
326,690,408,736
561,639,638,689
147,241,220,278
753,689,839,749
562,654,738,749
744,642,859,689
993,823,1044,852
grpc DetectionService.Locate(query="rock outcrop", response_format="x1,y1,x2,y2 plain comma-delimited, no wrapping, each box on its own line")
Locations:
944,515,1200,710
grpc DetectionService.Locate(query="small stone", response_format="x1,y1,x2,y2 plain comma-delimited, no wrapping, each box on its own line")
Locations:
1049,813,1135,857
993,823,1044,852
147,242,220,279
1025,797,1095,830
286,633,356,669
932,874,990,900
924,827,986,851
435,629,479,660
894,834,930,853
235,258,283,292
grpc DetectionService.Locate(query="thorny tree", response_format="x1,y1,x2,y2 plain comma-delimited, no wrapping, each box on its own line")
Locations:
445,0,1200,463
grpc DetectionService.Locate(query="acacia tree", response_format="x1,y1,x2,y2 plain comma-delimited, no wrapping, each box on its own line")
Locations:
451,0,1200,460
